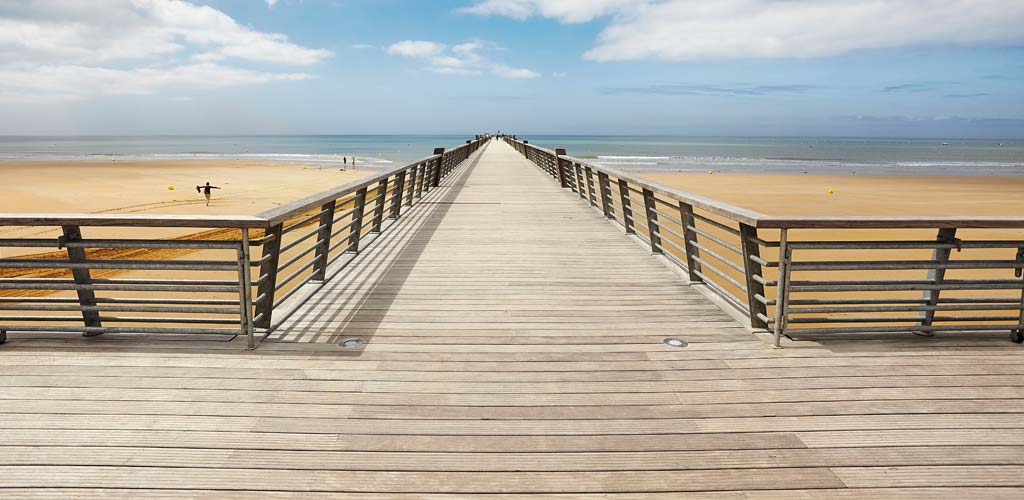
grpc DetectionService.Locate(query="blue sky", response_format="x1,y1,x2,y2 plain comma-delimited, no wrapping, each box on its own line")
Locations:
1,0,1022,137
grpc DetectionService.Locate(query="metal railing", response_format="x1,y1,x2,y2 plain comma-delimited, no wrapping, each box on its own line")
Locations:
504,136,1024,347
0,136,489,348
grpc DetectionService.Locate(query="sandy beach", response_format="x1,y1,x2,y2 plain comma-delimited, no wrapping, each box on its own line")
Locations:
641,172,1024,217
0,159,365,217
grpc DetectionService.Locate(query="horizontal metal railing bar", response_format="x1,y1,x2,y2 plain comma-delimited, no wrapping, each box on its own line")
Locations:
650,208,683,226
754,294,776,306
0,304,240,314
0,239,240,250
327,232,358,254
655,241,689,269
330,205,359,225
788,315,1020,324
791,282,1024,292
273,258,319,292
756,215,1024,229
789,304,1024,314
276,240,323,272
756,312,775,324
690,255,749,293
656,233,688,256
752,274,778,287
790,260,1024,271
329,219,359,240
688,241,746,273
692,212,742,236
0,325,240,335
0,214,267,228
0,297,238,305
249,231,275,246
787,240,1024,250
0,283,237,292
250,253,274,266
687,225,743,254
789,297,1022,305
281,208,330,234
691,269,750,313
787,324,1021,334
749,254,773,267
0,259,237,271
653,220,686,242
789,278,1024,286
0,315,239,324
277,223,326,254
0,278,237,286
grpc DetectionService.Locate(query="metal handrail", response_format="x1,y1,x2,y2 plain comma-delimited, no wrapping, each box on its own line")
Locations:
504,135,1024,348
0,136,490,348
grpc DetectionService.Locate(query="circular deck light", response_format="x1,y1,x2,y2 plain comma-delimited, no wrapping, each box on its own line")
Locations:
662,338,688,348
339,338,365,349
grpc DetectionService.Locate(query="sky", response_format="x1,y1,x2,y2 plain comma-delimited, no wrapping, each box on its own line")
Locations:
1,0,1023,138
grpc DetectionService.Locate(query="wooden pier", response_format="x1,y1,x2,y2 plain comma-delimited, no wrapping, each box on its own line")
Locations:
1,139,1024,497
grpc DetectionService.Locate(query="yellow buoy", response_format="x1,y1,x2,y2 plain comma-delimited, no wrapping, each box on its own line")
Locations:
827,189,834,194
167,185,174,190
707,170,713,175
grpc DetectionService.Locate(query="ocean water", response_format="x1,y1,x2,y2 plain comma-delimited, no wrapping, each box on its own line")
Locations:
521,136,1024,176
1,135,1022,175
0,135,478,169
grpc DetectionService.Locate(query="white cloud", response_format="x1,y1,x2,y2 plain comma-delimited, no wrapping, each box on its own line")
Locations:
460,0,1024,61
458,0,641,23
0,0,329,103
388,39,539,79
266,0,279,6
0,63,314,99
387,40,447,57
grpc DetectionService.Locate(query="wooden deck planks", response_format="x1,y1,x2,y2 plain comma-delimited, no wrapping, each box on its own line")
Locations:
1,140,1023,497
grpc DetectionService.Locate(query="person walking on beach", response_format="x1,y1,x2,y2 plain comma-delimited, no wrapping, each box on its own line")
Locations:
196,181,221,206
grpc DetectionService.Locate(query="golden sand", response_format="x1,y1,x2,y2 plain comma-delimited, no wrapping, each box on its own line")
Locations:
640,172,1024,217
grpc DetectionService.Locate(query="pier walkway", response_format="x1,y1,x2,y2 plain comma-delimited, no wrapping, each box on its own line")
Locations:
1,140,1023,498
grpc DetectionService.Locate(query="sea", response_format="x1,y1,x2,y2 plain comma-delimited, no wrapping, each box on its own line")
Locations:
1,135,1022,176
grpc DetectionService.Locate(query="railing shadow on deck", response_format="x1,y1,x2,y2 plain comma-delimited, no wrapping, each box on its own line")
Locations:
501,135,1024,348
267,143,486,347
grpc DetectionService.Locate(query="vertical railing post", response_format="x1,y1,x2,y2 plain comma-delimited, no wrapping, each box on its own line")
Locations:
391,171,406,219
554,149,567,186
598,172,612,218
406,163,418,206
618,180,634,234
740,224,768,329
642,188,661,254
370,179,388,233
311,200,337,283
61,225,102,335
919,227,957,334
773,229,791,349
349,188,368,253
575,165,585,199
678,202,702,283
238,228,255,349
1016,248,1024,342
584,166,597,207
415,162,425,198
432,148,445,187
254,223,283,330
